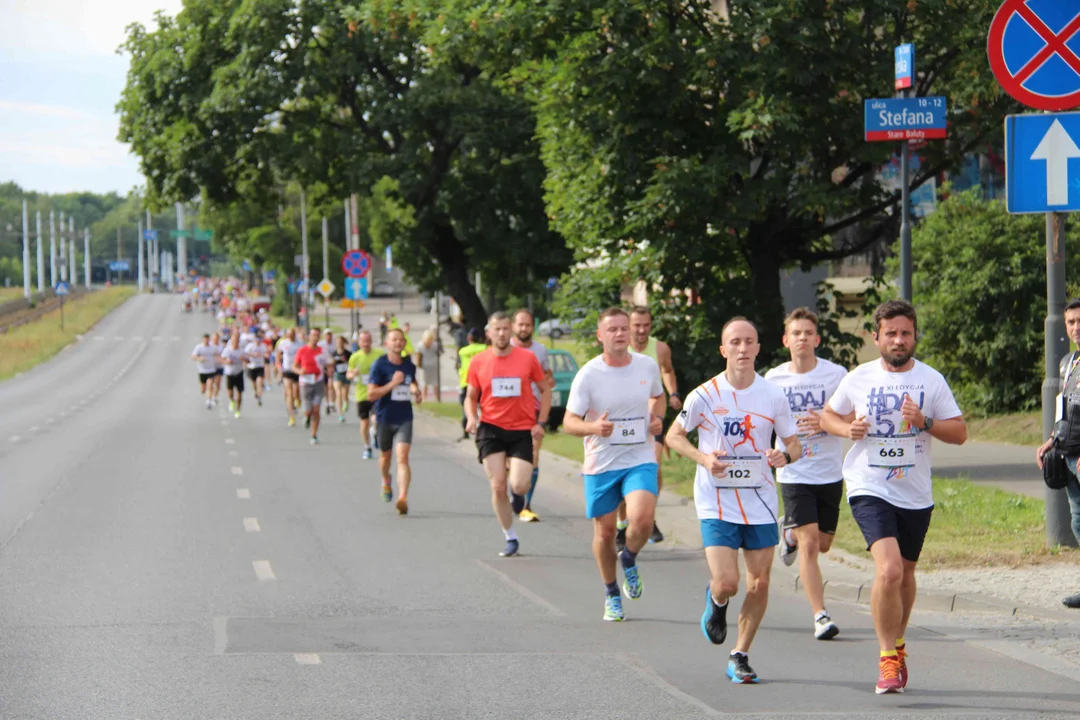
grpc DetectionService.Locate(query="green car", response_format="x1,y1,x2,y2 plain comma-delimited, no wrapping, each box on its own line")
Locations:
547,348,580,431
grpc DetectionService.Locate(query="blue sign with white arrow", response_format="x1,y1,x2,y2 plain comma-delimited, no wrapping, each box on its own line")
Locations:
1005,112,1080,213
345,277,368,300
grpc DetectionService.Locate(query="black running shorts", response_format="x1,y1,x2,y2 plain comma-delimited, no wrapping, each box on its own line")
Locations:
226,373,245,392
780,480,844,535
848,495,933,562
475,422,533,464
283,370,299,382
357,400,373,420
246,367,265,381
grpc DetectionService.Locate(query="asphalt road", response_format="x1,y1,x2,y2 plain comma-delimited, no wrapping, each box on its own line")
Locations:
0,294,1077,719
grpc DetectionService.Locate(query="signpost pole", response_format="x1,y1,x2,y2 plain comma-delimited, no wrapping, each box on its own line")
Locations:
138,220,145,292
1044,212,1077,546
49,210,57,289
300,189,310,332
60,293,64,330
22,200,31,300
900,140,913,301
84,228,91,289
322,216,330,330
36,211,44,293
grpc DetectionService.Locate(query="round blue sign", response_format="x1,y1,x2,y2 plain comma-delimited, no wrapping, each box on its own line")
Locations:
342,250,371,278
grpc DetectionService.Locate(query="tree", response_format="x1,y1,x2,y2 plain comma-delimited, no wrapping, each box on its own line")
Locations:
883,187,1079,416
117,0,572,331
423,0,1018,385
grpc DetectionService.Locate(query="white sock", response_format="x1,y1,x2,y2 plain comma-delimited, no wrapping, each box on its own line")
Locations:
503,528,518,541
815,609,829,622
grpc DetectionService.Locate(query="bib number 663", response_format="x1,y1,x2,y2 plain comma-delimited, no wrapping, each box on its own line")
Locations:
878,447,905,458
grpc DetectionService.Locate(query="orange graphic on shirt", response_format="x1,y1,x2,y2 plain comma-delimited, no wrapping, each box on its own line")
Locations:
732,414,761,453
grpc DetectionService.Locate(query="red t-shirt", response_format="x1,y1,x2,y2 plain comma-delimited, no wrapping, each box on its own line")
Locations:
466,347,546,431
294,345,325,378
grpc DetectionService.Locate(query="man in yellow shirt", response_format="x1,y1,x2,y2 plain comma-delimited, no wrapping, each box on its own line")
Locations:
457,328,488,440
346,330,386,459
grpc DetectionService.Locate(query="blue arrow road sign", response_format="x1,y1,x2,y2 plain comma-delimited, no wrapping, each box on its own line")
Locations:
143,229,158,242
54,281,70,296
345,277,368,300
895,44,914,90
864,97,947,141
1005,112,1080,213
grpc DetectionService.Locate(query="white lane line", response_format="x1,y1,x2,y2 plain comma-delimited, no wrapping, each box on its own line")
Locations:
220,421,228,426
113,335,124,341
236,488,250,499
225,439,235,445
45,417,55,424
29,426,39,432
474,559,567,617
152,335,162,341
59,411,67,418
243,517,261,533
252,560,276,581
228,451,238,457
231,467,243,476
9,435,21,443
172,335,181,341
131,335,143,341
94,335,105,341
294,654,321,665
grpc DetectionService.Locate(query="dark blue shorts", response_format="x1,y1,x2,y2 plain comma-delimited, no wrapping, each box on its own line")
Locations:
700,519,779,550
848,494,933,562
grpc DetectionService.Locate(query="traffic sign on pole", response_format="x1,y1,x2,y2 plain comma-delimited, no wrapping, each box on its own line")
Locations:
895,43,915,90
109,260,130,272
54,281,70,296
317,278,335,297
341,249,371,278
143,229,158,242
864,97,947,141
1005,112,1080,213
345,277,368,300
988,0,1080,111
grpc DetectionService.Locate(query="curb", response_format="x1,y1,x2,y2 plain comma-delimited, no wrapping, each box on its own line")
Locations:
416,408,1079,623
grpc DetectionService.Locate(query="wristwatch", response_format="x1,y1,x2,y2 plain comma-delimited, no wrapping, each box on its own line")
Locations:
921,417,934,432
782,451,793,464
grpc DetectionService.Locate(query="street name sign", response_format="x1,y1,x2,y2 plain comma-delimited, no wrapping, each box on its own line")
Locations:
864,97,947,141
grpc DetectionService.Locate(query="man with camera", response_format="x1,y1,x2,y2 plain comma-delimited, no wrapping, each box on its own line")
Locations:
1035,299,1080,609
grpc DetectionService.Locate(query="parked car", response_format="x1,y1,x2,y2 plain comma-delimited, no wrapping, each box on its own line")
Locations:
546,348,580,431
372,280,395,296
538,317,584,339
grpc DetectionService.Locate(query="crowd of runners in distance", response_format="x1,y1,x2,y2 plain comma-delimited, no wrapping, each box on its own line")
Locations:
188,278,967,695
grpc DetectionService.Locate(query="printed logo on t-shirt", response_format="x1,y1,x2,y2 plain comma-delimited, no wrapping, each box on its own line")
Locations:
866,383,925,482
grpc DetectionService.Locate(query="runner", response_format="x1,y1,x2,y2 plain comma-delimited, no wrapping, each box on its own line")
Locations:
764,307,849,640
457,329,487,440
332,335,353,423
464,311,551,557
666,317,801,684
245,330,268,407
346,330,385,459
192,333,217,409
220,333,247,419
510,309,554,522
820,299,967,695
318,329,335,417
563,308,665,621
293,328,330,445
367,328,422,514
210,332,225,406
617,306,682,548
276,328,302,427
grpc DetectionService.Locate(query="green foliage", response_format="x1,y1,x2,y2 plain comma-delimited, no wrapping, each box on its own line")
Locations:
270,274,291,317
0,257,23,287
878,188,1074,416
813,281,865,369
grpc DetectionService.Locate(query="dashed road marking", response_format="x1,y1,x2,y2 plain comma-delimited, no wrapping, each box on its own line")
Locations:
294,654,321,665
94,336,105,341
220,421,228,426
253,560,276,581
228,451,239,457
152,336,162,341
243,517,261,532
172,336,181,341
29,426,39,432
231,467,243,476
131,335,143,341
45,417,55,424
9,435,21,443
225,439,235,445
113,335,124,341
236,489,250,499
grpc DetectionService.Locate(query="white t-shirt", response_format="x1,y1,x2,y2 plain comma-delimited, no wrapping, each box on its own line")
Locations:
764,358,848,486
827,359,962,510
566,353,664,475
238,331,256,347
245,342,266,369
676,373,797,525
221,346,246,376
278,339,301,370
211,344,224,369
513,340,550,405
193,344,218,374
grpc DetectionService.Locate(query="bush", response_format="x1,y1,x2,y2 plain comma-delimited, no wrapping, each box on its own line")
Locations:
270,273,290,318
890,187,1080,416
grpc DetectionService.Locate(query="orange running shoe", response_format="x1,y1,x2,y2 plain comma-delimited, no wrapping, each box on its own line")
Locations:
876,655,903,695
897,643,908,689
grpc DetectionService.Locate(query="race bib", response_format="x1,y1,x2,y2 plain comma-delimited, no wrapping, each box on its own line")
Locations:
710,455,763,489
609,417,647,445
335,362,348,373
391,385,412,402
492,377,522,398
867,435,916,468
301,373,319,385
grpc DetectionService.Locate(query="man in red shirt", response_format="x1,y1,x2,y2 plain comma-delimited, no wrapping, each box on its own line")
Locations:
293,328,329,445
465,311,551,557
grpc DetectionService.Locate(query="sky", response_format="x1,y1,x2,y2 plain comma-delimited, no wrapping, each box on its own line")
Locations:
0,0,186,196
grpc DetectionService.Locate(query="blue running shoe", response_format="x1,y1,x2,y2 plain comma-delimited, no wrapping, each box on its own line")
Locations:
603,595,625,622
726,653,759,684
363,447,373,460
701,586,728,645
622,564,642,599
499,539,519,557
381,483,392,503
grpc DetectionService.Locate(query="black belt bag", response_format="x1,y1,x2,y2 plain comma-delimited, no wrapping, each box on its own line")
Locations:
1053,402,1080,455
1044,446,1071,490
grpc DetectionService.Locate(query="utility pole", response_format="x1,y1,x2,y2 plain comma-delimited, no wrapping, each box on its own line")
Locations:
69,218,76,289
300,189,310,331
49,210,57,288
84,227,91,289
36,211,44,293
58,210,67,283
322,215,329,329
21,200,31,299
176,203,187,281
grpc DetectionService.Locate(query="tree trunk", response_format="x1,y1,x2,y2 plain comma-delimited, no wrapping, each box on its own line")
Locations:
432,222,487,332
747,241,786,361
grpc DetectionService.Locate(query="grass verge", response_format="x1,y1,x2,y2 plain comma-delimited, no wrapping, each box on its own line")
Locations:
420,401,1073,569
966,412,1042,447
270,314,345,334
0,287,136,381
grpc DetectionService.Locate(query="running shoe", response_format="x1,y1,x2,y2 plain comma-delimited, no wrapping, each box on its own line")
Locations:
622,564,642,599
726,653,759,684
206,400,212,410
510,493,526,515
363,447,373,460
519,508,540,522
701,586,728,645
897,643,908,689
395,497,408,516
229,400,236,412
304,415,311,429
381,484,392,503
649,522,664,544
814,612,839,640
603,595,625,622
213,398,218,406
310,436,319,446
339,415,346,424
325,404,333,416
875,655,903,694
499,539,519,557
288,417,296,427
234,411,241,419
779,529,798,567
615,525,627,553
257,396,262,407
